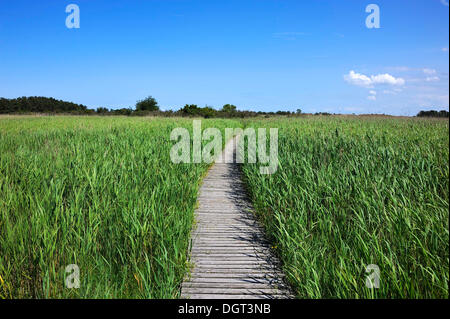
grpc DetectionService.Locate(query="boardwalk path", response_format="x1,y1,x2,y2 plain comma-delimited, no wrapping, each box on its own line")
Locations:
181,135,292,299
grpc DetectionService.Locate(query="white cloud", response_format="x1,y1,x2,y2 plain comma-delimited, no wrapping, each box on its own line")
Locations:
344,70,405,88
420,69,440,82
423,69,440,81
416,93,450,107
441,0,449,7
344,71,373,87
367,90,377,100
426,76,440,82
371,73,405,86
443,48,449,52
383,87,403,95
423,68,437,75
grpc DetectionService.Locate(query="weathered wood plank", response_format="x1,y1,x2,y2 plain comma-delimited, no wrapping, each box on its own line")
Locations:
190,254,272,258
187,274,284,279
182,287,286,295
183,294,289,299
181,135,291,299
192,245,269,251
191,256,276,261
190,248,272,253
185,276,283,283
184,283,286,290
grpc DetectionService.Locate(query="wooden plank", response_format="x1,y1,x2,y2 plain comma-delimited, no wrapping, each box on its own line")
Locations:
185,276,283,283
192,260,277,266
192,239,268,243
192,233,265,237
191,246,270,250
182,287,285,295
183,294,289,299
182,282,287,289
191,254,272,258
193,227,264,231
191,267,279,272
191,249,271,255
181,135,291,299
190,246,272,251
188,267,282,274
192,229,264,234
187,273,285,280
191,257,277,262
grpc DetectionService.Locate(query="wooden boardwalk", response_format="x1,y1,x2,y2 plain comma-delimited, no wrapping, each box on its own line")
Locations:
181,136,292,299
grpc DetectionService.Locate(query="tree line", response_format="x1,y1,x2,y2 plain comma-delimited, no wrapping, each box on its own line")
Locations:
1,96,448,118
0,96,300,118
416,110,449,118
0,96,89,114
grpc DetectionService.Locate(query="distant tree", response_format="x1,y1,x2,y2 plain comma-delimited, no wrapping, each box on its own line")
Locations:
222,104,237,112
178,104,220,118
96,107,109,114
296,108,302,114
0,96,89,114
314,112,331,116
180,104,199,116
136,96,159,111
200,106,217,118
417,110,449,118
276,110,291,115
112,108,133,116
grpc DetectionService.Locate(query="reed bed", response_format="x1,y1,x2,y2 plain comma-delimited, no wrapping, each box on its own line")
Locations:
1,115,447,299
0,116,241,298
242,117,449,298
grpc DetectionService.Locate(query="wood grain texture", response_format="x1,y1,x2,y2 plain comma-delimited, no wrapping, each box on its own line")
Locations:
181,135,292,299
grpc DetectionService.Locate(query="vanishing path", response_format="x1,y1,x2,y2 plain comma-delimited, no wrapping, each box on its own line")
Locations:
181,136,292,299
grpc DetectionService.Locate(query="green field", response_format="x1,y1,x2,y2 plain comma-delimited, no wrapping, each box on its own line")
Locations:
242,116,449,298
0,116,241,298
0,115,448,298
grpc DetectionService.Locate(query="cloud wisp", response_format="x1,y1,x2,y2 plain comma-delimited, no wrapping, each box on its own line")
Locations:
422,68,440,82
272,32,309,40
344,70,405,88
423,68,437,75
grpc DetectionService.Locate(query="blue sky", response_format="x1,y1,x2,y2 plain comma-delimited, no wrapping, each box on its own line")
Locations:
0,0,448,115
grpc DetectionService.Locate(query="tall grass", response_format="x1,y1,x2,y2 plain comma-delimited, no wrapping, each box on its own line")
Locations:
1,115,448,299
242,117,449,298
0,116,241,298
